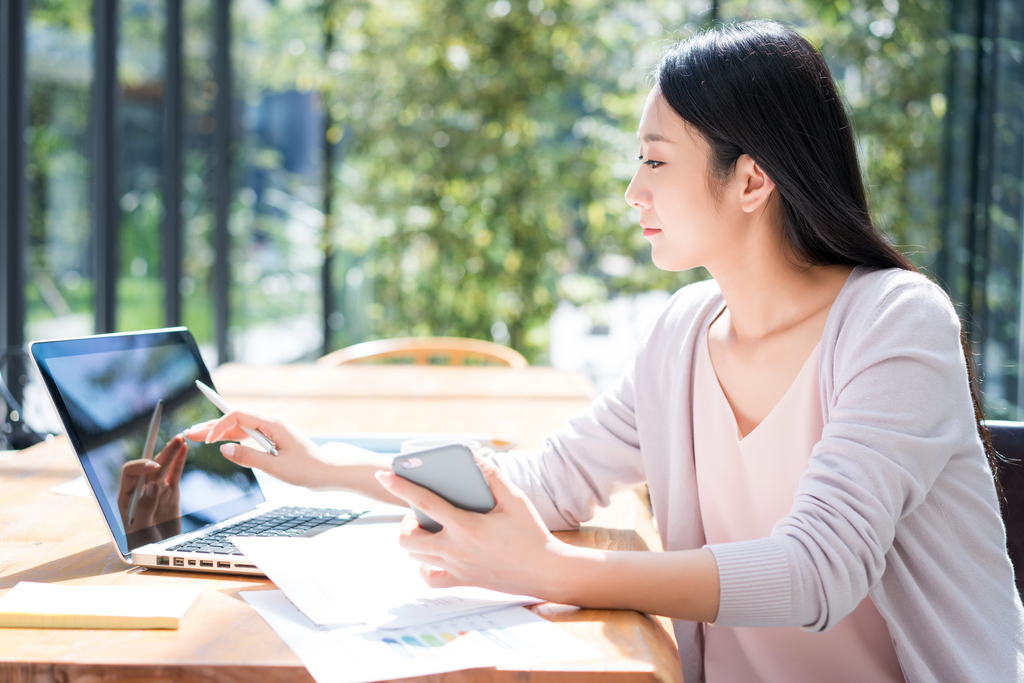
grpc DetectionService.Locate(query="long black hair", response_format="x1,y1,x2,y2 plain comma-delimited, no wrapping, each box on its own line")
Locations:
656,20,999,485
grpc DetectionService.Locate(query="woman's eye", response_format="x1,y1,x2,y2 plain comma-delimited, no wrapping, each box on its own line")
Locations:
644,159,663,168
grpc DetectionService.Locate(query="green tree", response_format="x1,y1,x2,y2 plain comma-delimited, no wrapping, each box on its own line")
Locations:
316,0,687,359
235,0,952,362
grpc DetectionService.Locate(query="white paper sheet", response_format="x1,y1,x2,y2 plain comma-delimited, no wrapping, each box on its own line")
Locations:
231,524,541,629
242,590,604,683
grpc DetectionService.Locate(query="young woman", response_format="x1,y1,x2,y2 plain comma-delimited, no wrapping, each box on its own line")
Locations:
187,21,1024,682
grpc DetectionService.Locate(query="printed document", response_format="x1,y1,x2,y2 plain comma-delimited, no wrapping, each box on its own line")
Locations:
231,523,540,629
242,590,604,683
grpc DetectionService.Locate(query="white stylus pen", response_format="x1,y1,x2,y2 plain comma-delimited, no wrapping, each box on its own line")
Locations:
195,380,279,455
127,399,163,527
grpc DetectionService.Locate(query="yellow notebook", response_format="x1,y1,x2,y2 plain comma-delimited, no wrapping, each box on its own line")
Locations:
0,582,202,629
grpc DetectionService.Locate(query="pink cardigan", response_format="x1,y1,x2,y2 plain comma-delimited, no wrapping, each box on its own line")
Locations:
490,266,1024,682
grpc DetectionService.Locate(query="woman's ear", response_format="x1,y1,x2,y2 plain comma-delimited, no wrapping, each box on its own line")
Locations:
736,154,775,214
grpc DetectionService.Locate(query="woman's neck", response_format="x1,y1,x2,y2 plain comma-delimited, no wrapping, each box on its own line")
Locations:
708,248,853,344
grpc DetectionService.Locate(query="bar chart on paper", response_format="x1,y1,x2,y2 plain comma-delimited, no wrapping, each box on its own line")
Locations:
371,609,560,660
242,591,604,683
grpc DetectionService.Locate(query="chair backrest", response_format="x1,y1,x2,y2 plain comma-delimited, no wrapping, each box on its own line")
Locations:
317,336,529,369
983,420,1024,599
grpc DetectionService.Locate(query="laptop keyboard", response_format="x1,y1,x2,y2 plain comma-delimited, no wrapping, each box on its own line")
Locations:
167,506,364,556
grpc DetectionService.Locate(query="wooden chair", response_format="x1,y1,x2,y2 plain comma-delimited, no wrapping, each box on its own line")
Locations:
984,420,1024,599
317,336,529,369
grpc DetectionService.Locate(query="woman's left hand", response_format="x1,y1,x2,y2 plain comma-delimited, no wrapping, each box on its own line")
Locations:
375,456,573,601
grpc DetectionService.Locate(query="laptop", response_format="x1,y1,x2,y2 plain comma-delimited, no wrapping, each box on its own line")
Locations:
29,327,374,576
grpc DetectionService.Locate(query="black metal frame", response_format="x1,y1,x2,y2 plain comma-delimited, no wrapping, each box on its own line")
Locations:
164,0,184,327
0,0,237,446
939,0,1024,412
321,1,337,358
964,0,997,343
93,0,120,334
1,0,28,447
213,0,232,364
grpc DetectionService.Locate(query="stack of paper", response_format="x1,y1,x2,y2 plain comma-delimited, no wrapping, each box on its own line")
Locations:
243,591,604,683
232,524,540,629
236,523,605,682
0,582,201,629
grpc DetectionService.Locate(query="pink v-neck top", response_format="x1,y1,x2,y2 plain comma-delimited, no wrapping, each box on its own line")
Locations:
694,330,905,683
491,269,1024,682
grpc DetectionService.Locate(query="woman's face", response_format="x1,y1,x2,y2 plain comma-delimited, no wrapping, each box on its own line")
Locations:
624,90,741,272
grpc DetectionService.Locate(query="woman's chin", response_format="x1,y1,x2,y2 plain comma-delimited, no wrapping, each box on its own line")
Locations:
651,252,697,273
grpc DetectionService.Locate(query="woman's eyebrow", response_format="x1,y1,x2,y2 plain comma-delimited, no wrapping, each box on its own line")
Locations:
638,132,673,143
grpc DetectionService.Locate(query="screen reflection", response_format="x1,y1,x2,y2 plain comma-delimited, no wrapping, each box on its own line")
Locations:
37,334,262,554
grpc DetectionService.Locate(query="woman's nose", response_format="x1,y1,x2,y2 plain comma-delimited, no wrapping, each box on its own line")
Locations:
624,172,650,210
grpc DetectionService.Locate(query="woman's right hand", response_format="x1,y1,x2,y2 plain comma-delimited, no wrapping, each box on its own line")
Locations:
185,411,334,490
184,411,400,505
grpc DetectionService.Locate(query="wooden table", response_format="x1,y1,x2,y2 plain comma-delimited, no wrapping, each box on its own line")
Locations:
0,365,681,682
212,363,601,449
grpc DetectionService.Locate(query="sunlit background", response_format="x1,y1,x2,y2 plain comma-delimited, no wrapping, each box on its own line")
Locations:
1,0,1022,447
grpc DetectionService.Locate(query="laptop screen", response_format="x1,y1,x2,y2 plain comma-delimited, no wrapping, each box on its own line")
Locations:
31,328,264,556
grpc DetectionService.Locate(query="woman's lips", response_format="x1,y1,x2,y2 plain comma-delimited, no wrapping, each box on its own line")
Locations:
643,227,661,237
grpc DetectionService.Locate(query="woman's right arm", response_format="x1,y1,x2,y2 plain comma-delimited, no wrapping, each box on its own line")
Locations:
184,412,408,507
485,367,647,531
184,365,649,521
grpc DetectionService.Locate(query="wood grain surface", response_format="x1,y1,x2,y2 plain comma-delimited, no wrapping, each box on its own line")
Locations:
0,365,681,683
213,364,598,401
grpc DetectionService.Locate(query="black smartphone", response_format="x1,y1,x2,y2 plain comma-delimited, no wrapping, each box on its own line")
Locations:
392,444,496,532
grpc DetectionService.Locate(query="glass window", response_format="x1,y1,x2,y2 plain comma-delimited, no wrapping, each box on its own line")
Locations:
25,0,94,342
230,0,326,363
182,0,217,362
7,0,1024,428
118,0,166,331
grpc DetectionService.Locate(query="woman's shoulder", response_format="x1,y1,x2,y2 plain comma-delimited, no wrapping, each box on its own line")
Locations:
835,266,960,329
665,277,722,311
633,278,723,359
825,266,964,367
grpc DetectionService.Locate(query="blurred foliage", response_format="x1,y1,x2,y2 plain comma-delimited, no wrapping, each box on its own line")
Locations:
180,0,218,348
24,0,94,334
24,0,955,364
727,0,951,268
237,0,951,362
321,0,693,360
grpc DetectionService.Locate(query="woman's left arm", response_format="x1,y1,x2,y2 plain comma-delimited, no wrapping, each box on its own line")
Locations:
377,456,721,622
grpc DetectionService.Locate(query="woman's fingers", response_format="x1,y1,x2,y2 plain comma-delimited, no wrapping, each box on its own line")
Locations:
407,551,448,566
476,456,519,508
377,471,469,531
203,410,288,446
183,419,217,440
121,458,160,480
419,565,464,589
185,412,282,447
220,442,279,475
476,456,549,527
131,479,160,525
118,459,161,507
398,513,442,549
184,417,244,444
165,437,189,486
153,434,185,468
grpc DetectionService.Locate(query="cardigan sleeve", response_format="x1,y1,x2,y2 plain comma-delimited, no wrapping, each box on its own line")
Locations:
487,358,649,531
707,276,983,630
